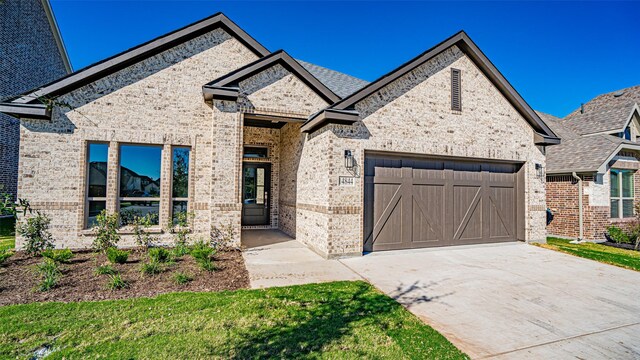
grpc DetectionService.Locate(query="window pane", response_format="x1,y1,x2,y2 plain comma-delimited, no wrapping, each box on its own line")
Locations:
87,201,106,227
256,168,265,205
611,199,620,218
243,146,268,158
88,143,108,197
119,201,160,225
120,145,162,198
623,199,634,218
172,201,188,225
243,167,256,204
622,171,634,198
172,147,190,198
610,171,620,198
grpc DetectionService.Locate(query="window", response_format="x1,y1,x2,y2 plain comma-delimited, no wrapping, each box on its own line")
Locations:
617,127,631,140
86,143,108,227
243,146,268,158
610,169,634,218
451,68,462,111
171,147,190,224
119,145,161,226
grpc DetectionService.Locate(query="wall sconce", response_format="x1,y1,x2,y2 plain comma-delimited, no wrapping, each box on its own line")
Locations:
344,150,355,171
535,163,544,178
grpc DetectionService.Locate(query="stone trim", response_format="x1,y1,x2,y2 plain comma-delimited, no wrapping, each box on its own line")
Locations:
297,203,361,215
29,201,79,210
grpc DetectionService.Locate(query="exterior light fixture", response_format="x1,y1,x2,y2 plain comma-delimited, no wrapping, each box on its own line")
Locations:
535,163,544,178
344,150,355,170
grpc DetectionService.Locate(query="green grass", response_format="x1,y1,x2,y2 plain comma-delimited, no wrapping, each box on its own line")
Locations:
0,281,466,359
539,237,640,271
0,216,15,251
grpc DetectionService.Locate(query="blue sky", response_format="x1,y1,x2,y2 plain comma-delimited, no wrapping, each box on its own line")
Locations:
51,1,639,117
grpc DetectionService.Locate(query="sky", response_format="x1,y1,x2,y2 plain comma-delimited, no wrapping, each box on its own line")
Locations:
50,1,639,118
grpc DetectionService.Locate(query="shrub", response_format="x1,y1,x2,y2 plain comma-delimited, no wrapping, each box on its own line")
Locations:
107,273,129,290
106,247,129,264
131,213,157,249
16,212,54,256
211,221,237,251
35,259,61,292
140,260,162,276
171,244,190,259
171,211,194,247
190,239,215,261
95,264,117,276
149,247,171,263
607,226,633,244
0,249,13,265
41,249,74,264
173,271,193,285
93,210,120,253
197,258,216,272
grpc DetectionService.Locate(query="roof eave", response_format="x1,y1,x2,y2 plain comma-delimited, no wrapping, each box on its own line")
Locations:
0,103,51,120
534,133,561,146
202,86,239,101
301,109,359,133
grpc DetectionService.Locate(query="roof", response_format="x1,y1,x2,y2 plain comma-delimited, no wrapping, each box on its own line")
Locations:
563,85,640,136
296,60,369,98
202,50,341,104
301,31,560,145
41,0,72,73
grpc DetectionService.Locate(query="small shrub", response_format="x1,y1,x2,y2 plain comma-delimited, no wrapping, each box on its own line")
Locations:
38,275,58,292
131,213,158,249
140,260,162,276
171,211,194,247
41,249,74,264
107,273,129,290
34,259,61,292
106,247,129,264
173,271,193,285
16,212,54,256
171,244,190,259
190,239,215,261
149,247,171,263
93,210,120,253
197,258,216,272
95,264,117,276
0,249,13,265
211,221,237,250
607,226,633,244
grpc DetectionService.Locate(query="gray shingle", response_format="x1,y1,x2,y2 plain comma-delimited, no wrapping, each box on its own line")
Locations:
296,59,369,98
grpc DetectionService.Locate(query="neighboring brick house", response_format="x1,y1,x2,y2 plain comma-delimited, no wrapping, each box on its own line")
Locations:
542,85,640,240
0,0,72,199
0,13,559,257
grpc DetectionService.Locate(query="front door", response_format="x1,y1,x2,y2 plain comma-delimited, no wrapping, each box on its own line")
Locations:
242,163,271,226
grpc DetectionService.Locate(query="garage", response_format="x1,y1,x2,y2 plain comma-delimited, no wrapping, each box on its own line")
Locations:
363,154,525,252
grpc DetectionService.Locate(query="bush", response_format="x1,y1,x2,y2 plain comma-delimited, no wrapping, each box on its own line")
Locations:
41,249,74,264
190,240,215,261
211,221,237,251
106,247,129,264
173,271,193,285
35,259,61,292
607,226,634,244
0,249,13,265
149,247,171,263
172,211,194,247
140,260,162,276
107,273,128,290
16,212,54,256
92,210,120,253
131,213,157,249
197,258,216,272
95,264,117,276
171,244,190,259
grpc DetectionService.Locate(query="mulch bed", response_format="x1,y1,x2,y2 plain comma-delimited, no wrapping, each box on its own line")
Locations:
0,249,249,306
602,241,639,252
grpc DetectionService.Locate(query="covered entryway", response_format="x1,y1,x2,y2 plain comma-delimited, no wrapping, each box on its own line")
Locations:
364,153,524,252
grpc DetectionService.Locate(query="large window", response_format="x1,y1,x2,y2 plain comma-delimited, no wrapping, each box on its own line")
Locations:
171,147,190,224
119,145,161,226
611,169,635,218
86,143,108,227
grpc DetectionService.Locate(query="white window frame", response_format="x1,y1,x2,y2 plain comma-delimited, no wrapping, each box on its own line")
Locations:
610,169,635,219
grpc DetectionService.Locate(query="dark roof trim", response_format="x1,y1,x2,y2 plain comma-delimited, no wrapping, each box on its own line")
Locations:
0,103,51,120
534,133,562,146
203,50,340,104
202,86,239,101
301,109,359,133
319,31,559,143
8,13,269,106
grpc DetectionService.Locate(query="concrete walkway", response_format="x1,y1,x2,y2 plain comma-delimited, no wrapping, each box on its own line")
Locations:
241,231,640,359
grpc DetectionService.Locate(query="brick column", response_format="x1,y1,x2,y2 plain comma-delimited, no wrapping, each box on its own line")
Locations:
106,141,119,213
160,144,172,228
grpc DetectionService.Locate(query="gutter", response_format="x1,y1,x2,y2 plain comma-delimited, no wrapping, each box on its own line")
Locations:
570,172,585,243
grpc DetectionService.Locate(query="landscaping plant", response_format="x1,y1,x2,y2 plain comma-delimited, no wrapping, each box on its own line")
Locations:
106,247,129,264
131,212,157,249
35,258,61,291
149,247,171,263
16,212,54,256
607,225,633,244
106,273,129,290
41,249,74,264
140,260,162,276
172,271,193,285
0,249,13,265
93,210,120,253
211,221,236,250
190,239,216,272
95,264,117,276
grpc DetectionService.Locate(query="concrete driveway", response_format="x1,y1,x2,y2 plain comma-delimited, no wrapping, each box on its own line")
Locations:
341,243,640,359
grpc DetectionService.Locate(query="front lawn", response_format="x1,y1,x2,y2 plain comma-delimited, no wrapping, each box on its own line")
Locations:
0,216,15,251
0,281,467,359
538,237,640,271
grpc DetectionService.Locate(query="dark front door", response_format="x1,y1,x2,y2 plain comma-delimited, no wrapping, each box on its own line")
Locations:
242,163,271,226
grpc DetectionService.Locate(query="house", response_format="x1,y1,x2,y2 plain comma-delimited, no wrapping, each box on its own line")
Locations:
543,86,640,241
0,13,559,257
0,0,72,199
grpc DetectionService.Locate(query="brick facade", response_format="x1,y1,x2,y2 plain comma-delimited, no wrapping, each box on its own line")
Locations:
0,0,69,198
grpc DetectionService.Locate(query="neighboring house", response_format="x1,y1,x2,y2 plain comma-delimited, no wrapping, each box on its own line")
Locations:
0,0,72,199
543,85,640,240
0,13,559,257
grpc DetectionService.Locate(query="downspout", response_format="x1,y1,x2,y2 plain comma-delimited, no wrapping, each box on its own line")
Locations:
571,172,584,243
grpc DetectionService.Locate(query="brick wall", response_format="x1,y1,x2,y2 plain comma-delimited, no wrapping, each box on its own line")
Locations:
0,0,69,198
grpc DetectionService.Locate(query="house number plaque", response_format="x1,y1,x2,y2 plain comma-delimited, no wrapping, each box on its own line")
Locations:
338,176,356,187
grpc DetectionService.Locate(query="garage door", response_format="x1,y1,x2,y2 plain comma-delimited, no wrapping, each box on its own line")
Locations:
364,154,523,252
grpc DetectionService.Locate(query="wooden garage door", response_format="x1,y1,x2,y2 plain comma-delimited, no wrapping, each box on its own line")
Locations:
364,155,522,252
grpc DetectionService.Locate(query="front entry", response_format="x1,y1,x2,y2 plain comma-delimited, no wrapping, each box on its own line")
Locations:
242,163,271,226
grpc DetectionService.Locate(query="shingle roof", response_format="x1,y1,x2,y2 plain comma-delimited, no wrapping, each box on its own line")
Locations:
562,85,640,135
296,60,369,98
538,110,635,174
